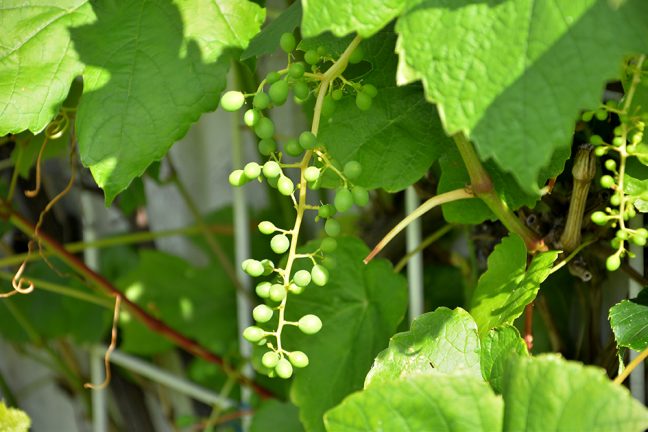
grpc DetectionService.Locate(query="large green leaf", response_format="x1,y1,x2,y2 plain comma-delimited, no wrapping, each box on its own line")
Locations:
0,1,93,135
396,0,648,194
250,400,304,432
480,325,527,394
241,1,301,61
610,288,648,351
285,237,408,432
301,0,404,38
70,0,264,203
502,355,648,431
469,234,559,336
364,307,481,388
324,374,503,432
118,250,237,356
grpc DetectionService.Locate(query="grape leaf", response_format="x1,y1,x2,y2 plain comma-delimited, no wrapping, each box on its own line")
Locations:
480,325,528,394
396,0,648,194
285,237,407,432
250,400,304,432
0,1,93,136
301,0,404,38
502,355,648,431
0,402,30,432
118,250,237,355
610,288,648,351
241,1,301,60
364,307,481,388
324,374,503,432
624,174,648,212
70,0,264,203
469,234,559,336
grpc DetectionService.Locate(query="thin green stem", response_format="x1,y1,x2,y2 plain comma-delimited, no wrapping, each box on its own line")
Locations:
394,224,455,273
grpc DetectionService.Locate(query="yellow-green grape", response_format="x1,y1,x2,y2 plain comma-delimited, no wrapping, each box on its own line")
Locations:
263,161,282,178
298,314,322,334
352,186,369,206
243,326,265,342
320,237,337,253
632,235,647,246
220,91,245,112
280,32,296,53
594,109,608,121
256,281,272,298
228,169,248,187
253,92,270,109
594,147,607,157
275,358,293,379
334,188,354,212
324,218,341,237
343,160,362,180
284,138,303,157
362,84,378,97
355,91,372,111
590,135,604,145
261,259,275,276
266,71,281,84
258,139,277,156
612,136,625,147
271,234,290,254
293,81,310,100
262,351,280,368
600,175,615,189
581,111,594,122
244,109,261,127
254,117,275,139
269,284,286,302
299,131,317,150
636,228,648,238
293,269,312,287
288,351,309,368
258,221,276,235
331,89,343,101
289,283,304,294
616,230,629,240
349,45,364,64
606,254,621,272
244,162,261,179
252,304,274,323
591,211,608,225
304,166,320,182
243,260,264,277
311,264,329,286
278,176,294,196
289,62,305,79
269,80,289,106
604,159,617,171
318,204,336,219
610,193,621,206
304,50,320,65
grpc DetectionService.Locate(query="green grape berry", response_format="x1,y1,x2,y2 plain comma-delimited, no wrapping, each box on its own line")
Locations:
610,193,621,206
220,91,245,112
228,169,247,187
616,230,629,240
289,283,304,294
604,159,617,171
244,162,261,179
261,351,280,368
590,135,604,145
299,131,317,150
318,204,336,219
284,139,304,157
594,147,607,157
600,175,615,189
594,109,608,121
254,117,275,139
334,188,354,213
293,269,312,287
606,254,621,272
269,284,286,302
349,45,364,64
243,260,264,277
320,237,337,253
280,32,296,53
362,84,378,97
322,256,337,269
256,281,272,298
266,71,281,84
331,89,343,101
275,358,293,379
311,264,329,286
343,160,362,180
293,81,310,100
253,92,270,109
632,235,647,246
352,186,369,206
289,62,305,79
261,259,275,275
612,136,625,147
244,109,261,127
263,161,281,178
591,211,608,225
243,326,265,342
270,234,290,254
253,304,274,323
288,351,309,368
304,166,320,182
258,138,277,156
298,314,322,334
269,80,289,106
321,95,336,117
636,228,648,238
304,50,320,65
278,176,295,196
324,218,341,237
355,91,372,111
258,221,276,235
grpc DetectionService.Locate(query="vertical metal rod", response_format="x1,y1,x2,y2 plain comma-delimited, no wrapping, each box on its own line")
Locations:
230,80,253,430
629,215,645,403
405,187,424,322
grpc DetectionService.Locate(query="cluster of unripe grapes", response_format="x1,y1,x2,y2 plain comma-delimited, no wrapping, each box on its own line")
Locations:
588,118,647,271
221,32,373,378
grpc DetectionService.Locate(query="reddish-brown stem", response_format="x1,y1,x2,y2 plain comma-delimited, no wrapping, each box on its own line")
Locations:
0,202,274,399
